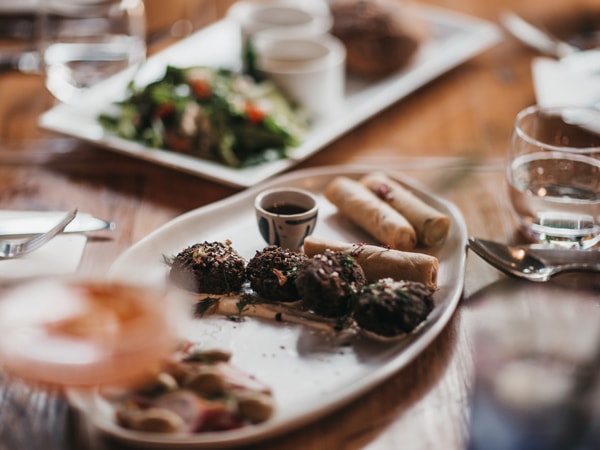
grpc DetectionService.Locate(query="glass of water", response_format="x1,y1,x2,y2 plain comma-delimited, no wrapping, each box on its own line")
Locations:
506,105,600,248
39,0,146,104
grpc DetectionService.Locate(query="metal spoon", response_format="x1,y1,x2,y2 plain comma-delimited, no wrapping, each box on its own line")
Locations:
467,237,600,282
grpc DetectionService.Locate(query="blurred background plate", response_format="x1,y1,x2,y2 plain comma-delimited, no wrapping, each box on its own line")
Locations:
39,4,501,188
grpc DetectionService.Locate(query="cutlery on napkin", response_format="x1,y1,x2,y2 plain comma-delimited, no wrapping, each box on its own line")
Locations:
0,234,87,281
0,210,112,281
0,210,114,237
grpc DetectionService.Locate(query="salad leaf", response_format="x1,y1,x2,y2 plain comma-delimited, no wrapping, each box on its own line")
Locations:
99,66,309,168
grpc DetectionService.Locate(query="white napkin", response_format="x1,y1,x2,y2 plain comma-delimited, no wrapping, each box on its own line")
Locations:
532,55,600,107
0,234,87,281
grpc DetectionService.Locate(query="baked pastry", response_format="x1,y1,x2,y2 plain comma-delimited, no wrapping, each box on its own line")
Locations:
303,236,439,289
330,0,426,77
360,172,450,247
324,176,417,251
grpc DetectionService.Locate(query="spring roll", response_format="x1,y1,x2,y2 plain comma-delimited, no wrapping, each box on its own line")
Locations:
324,176,417,251
303,236,438,288
360,172,450,247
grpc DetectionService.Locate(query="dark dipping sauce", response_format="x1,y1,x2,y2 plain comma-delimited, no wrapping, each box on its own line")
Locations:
265,203,307,215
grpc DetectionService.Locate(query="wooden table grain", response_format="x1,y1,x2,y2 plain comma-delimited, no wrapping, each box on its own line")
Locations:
0,1,599,449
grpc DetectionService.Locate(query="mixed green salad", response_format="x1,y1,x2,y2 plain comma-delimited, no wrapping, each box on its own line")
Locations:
99,66,309,168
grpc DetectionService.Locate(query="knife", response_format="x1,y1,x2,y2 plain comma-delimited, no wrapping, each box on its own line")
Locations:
0,210,115,237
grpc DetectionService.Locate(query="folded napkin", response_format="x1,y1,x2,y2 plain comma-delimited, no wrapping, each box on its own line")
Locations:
532,55,600,107
0,230,87,282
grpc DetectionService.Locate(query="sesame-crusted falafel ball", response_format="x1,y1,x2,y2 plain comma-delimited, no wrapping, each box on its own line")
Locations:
295,250,366,317
168,241,246,294
353,278,434,337
246,246,307,302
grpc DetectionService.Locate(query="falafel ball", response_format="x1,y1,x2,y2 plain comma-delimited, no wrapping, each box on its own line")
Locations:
296,250,366,317
246,246,308,302
354,278,434,337
168,241,246,294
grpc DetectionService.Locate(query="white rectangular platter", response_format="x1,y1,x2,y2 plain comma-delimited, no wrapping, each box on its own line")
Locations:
67,166,467,448
39,5,500,188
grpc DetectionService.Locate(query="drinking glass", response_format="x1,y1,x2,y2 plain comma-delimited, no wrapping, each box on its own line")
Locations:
0,277,187,387
39,0,146,104
467,299,600,450
506,105,600,248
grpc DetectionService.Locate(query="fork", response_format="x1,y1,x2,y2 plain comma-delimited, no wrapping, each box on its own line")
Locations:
0,209,77,259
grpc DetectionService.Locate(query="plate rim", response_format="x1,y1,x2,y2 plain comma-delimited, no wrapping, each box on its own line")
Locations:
67,165,467,448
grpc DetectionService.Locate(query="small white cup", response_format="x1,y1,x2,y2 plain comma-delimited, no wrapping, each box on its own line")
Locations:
255,187,319,250
253,32,346,120
226,0,332,45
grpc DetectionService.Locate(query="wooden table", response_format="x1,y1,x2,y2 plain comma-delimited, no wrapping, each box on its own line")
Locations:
1,0,599,449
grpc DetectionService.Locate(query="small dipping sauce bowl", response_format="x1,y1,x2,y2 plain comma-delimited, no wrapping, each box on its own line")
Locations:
254,187,319,250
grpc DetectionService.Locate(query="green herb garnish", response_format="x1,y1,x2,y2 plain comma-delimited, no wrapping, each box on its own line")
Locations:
194,297,220,317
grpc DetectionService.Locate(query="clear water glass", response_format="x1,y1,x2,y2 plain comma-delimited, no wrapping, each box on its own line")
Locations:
506,105,600,248
39,0,146,104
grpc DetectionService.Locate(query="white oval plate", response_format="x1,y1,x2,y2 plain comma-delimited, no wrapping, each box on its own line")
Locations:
67,166,467,448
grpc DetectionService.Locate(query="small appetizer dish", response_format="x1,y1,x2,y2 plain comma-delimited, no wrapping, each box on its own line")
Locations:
39,3,499,187
105,343,274,434
254,187,319,250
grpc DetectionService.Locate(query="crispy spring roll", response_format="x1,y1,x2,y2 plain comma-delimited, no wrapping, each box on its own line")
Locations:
360,172,450,247
324,176,417,251
303,236,438,289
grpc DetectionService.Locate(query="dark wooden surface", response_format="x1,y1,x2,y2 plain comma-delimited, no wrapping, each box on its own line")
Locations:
0,0,599,449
